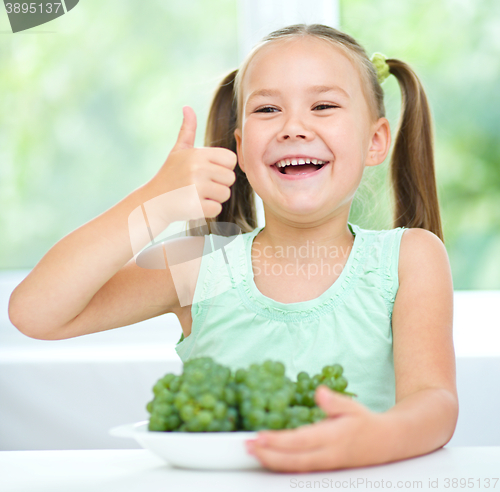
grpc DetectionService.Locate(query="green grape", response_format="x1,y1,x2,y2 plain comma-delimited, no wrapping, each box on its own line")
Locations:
169,377,181,393
250,392,266,409
235,368,247,383
199,393,217,409
266,412,285,429
286,417,302,429
173,392,189,410
220,420,234,432
293,392,304,406
152,381,166,396
180,404,195,422
154,402,174,417
245,374,259,390
271,361,285,377
161,373,176,387
214,401,227,420
241,400,253,416
269,393,288,413
224,386,236,406
248,409,266,427
331,364,343,378
206,419,222,432
302,391,316,407
294,406,310,422
187,417,204,432
149,415,169,431
296,378,310,393
297,371,310,381
155,388,174,404
167,414,181,430
333,376,348,392
197,410,213,427
311,407,326,422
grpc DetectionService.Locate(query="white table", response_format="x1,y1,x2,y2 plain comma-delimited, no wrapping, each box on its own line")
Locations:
1,447,499,492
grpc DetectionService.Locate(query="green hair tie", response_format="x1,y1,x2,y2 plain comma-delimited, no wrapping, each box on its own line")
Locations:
371,52,390,84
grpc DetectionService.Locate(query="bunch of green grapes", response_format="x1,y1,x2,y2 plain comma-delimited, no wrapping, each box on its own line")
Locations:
234,360,326,431
147,358,354,432
292,363,356,408
147,357,238,432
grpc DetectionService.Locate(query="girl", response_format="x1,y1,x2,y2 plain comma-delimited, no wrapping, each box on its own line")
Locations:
9,24,457,472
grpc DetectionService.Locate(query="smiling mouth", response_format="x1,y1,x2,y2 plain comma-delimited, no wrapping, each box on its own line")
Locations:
274,159,329,175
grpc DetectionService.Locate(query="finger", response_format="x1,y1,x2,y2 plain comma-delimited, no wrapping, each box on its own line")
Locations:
250,442,336,473
204,147,238,169
173,106,197,151
208,166,236,188
253,422,329,452
203,181,231,205
316,386,363,418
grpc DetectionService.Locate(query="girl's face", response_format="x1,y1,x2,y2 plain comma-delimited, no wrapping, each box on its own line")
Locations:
234,36,390,225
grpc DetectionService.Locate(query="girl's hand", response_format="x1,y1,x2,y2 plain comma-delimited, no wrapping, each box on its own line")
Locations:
246,386,386,473
147,106,238,222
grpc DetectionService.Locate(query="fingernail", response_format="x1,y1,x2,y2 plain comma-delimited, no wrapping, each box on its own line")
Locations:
256,434,268,446
245,440,256,455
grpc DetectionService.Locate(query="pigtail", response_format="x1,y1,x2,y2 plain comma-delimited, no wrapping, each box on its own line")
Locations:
386,59,444,242
186,70,257,237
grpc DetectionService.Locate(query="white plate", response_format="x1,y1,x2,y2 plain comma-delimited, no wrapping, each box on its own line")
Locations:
109,421,261,470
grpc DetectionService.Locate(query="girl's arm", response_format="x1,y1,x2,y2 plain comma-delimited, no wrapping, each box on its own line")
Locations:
377,227,458,461
8,183,202,340
246,228,458,472
8,107,237,340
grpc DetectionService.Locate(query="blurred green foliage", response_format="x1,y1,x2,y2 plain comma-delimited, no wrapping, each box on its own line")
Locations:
0,0,238,268
0,0,498,289
344,0,500,289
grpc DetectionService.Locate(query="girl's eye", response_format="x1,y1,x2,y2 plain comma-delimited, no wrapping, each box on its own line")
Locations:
314,104,339,110
255,107,278,113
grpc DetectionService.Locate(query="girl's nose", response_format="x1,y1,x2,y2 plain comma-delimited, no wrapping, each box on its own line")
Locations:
277,116,314,141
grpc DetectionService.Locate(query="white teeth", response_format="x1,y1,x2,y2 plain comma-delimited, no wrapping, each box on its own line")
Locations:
275,158,328,168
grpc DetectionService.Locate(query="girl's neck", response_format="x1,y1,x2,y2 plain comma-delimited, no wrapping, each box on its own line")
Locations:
254,215,355,264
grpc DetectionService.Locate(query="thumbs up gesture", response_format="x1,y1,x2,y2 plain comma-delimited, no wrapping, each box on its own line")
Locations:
147,106,238,221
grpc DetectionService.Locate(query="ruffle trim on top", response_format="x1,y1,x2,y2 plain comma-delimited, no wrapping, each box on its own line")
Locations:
180,236,218,359
379,227,406,319
234,223,375,322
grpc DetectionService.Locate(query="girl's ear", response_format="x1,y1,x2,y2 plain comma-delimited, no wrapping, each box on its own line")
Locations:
366,117,391,167
234,127,245,173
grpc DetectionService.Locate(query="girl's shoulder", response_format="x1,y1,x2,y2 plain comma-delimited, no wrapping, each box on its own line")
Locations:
397,228,449,285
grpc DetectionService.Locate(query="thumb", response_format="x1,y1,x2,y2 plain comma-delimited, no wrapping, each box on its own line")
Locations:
173,106,197,151
315,385,358,418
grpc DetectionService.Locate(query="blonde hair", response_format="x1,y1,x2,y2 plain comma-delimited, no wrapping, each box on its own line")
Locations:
187,24,443,242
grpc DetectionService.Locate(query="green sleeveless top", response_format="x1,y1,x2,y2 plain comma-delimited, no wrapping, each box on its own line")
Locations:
175,222,406,413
